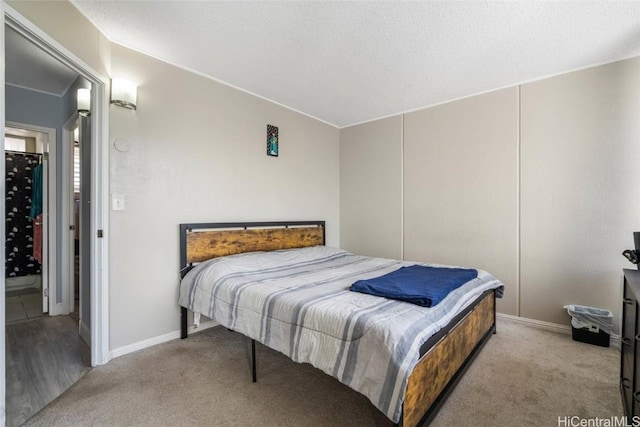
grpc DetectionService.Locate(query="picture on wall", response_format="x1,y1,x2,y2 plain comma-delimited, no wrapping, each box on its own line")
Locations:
267,124,279,157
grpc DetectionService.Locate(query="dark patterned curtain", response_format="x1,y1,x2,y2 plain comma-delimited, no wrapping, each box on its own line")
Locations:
5,152,41,277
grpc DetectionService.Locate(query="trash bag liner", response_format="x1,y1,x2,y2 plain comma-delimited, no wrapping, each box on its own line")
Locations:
563,304,613,335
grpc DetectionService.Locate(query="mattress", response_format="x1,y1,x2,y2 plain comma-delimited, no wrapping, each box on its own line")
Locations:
179,245,504,422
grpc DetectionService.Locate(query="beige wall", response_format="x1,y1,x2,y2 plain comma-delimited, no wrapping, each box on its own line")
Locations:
340,58,640,331
520,57,640,327
109,45,340,348
340,116,402,259
6,2,340,349
403,88,519,316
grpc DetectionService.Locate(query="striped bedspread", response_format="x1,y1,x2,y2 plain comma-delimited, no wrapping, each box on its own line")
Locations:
178,246,504,423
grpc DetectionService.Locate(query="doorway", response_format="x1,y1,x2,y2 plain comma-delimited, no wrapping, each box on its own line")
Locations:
2,4,110,426
3,25,91,427
2,1,110,367
63,114,92,346
3,116,94,426
4,125,51,321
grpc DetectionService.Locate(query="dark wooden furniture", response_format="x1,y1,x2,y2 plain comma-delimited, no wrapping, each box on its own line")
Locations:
179,221,498,427
622,269,640,418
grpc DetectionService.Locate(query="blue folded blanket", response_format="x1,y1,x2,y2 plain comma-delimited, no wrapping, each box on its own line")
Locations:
350,265,478,307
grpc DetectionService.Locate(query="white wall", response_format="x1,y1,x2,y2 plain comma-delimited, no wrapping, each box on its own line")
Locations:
108,45,340,348
340,116,402,259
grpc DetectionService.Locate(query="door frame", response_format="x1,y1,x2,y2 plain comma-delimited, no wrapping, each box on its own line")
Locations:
0,4,5,422
62,114,77,317
5,122,56,315
2,2,110,370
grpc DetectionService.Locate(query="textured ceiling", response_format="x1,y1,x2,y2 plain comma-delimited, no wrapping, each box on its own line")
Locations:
5,26,78,96
71,1,640,128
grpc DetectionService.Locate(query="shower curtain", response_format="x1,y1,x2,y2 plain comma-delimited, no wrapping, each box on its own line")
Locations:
5,152,41,278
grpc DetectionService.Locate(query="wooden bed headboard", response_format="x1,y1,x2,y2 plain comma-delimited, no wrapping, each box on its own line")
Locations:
179,221,325,271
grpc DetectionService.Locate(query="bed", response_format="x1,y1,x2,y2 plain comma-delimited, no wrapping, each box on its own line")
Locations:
178,221,503,426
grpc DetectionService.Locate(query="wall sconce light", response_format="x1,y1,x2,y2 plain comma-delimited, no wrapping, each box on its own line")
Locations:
77,88,91,117
111,78,137,110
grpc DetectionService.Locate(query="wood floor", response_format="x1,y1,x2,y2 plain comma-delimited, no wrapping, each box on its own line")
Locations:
6,315,91,427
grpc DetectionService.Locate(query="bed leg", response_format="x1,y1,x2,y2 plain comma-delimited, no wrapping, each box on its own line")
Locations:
180,307,188,339
251,339,257,383
193,312,201,328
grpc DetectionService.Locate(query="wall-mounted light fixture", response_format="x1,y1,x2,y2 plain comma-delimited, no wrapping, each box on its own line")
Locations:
77,88,91,117
111,78,137,110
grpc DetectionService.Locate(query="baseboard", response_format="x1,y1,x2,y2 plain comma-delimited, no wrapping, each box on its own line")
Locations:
497,312,571,334
79,320,91,346
111,320,218,359
48,302,64,316
497,312,620,350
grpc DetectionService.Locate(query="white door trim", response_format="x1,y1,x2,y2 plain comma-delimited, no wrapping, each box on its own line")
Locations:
62,114,78,316
5,122,57,315
0,3,7,424
3,4,111,369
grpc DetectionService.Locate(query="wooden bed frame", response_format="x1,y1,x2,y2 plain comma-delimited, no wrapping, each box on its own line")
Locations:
179,221,496,427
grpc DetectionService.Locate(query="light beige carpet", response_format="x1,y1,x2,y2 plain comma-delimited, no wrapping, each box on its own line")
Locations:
25,318,621,426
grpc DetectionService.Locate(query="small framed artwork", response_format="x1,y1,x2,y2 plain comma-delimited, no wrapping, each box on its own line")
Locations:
267,124,278,157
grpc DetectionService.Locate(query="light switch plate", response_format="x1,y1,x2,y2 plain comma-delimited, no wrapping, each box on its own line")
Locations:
112,194,125,211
